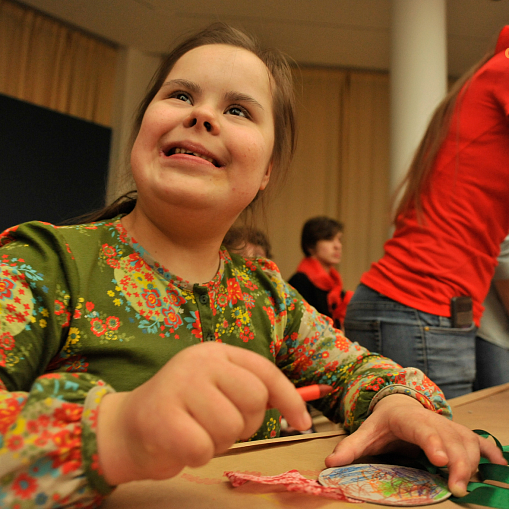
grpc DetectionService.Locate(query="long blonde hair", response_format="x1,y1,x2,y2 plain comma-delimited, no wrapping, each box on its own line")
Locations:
393,46,496,224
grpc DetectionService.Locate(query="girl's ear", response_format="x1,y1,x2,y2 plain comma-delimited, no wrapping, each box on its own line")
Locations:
259,161,273,191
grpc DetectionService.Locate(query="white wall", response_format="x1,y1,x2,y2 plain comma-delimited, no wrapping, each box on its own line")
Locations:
107,46,160,202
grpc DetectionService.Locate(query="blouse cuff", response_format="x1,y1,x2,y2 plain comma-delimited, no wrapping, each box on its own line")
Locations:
343,368,452,432
82,383,117,496
367,383,451,417
0,374,116,508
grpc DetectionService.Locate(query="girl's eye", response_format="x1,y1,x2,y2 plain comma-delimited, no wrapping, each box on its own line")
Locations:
226,105,249,118
170,91,192,104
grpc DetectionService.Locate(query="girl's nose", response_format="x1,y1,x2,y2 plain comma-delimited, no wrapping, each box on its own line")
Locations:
184,107,220,134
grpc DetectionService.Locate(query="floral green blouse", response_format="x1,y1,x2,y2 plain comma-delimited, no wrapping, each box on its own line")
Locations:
0,217,450,508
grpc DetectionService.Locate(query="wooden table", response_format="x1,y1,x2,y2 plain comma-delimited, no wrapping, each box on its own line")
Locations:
102,384,509,508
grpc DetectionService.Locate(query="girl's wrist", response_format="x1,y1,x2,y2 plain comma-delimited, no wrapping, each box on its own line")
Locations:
97,391,139,486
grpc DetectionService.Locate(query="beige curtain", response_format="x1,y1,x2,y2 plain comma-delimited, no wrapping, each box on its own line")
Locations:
0,0,118,126
264,68,345,279
266,68,390,292
339,72,391,291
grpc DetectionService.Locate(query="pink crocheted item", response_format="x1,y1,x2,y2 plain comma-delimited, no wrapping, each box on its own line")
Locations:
224,469,361,502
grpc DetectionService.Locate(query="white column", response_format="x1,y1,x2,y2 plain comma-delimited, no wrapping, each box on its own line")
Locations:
390,0,447,197
107,47,161,202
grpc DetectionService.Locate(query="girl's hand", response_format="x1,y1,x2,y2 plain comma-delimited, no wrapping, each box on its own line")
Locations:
97,342,312,485
325,394,507,497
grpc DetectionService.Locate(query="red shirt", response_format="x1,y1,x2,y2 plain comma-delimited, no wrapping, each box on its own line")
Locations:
362,51,509,325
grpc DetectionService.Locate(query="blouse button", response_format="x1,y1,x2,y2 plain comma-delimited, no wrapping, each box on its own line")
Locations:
199,294,209,305
206,332,215,341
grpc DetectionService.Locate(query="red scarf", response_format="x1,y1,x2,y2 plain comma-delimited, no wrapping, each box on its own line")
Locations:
295,257,353,327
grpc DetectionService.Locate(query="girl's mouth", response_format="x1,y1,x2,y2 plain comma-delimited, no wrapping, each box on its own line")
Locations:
164,146,220,167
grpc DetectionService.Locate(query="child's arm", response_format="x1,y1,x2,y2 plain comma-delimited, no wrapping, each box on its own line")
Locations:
0,374,116,507
275,278,506,498
325,393,507,497
0,223,117,506
96,342,312,485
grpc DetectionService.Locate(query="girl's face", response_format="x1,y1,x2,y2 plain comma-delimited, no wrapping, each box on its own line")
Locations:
310,232,343,271
130,44,275,221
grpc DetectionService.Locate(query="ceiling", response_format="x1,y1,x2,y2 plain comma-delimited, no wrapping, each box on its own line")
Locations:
19,0,509,76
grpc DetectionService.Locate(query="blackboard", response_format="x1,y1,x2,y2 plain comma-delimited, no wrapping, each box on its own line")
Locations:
0,94,111,231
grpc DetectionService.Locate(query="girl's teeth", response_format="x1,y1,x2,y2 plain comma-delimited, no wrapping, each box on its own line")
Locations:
173,147,214,164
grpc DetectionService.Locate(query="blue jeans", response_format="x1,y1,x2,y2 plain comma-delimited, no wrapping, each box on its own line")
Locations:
475,336,509,390
344,284,477,400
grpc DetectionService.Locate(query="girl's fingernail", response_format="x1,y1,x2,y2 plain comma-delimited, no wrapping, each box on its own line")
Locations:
451,482,467,497
435,449,448,461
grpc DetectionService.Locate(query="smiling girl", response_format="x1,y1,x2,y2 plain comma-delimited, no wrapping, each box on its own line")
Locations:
0,23,505,508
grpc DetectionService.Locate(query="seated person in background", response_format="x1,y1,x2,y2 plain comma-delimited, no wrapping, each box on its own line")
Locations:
223,226,273,259
225,226,315,435
475,233,509,390
289,216,353,329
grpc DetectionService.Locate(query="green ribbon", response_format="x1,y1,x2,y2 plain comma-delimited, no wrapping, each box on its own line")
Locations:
475,430,509,464
419,429,509,508
453,484,509,507
479,463,509,484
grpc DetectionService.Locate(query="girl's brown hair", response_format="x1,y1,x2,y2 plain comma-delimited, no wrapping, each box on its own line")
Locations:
223,226,273,259
81,23,297,223
393,44,497,224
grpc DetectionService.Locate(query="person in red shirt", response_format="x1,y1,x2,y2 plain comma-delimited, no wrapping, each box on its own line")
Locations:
289,216,353,330
344,26,509,400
